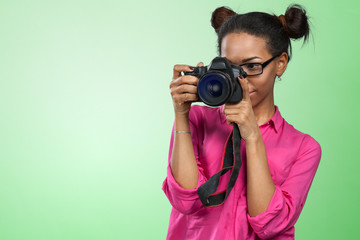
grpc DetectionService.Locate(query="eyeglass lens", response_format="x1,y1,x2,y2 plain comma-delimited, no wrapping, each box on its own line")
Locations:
241,63,262,76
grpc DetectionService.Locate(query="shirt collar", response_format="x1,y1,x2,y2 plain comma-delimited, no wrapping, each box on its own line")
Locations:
219,105,283,133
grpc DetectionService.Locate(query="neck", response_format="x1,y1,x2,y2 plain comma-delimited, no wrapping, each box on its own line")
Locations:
252,96,275,126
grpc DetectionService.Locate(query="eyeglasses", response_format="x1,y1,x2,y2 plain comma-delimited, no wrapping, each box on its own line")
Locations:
238,55,279,76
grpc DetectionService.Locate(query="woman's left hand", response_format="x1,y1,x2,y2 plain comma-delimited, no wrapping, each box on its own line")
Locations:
222,76,261,142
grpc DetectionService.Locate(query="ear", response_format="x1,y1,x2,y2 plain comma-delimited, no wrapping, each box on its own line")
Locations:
275,52,288,77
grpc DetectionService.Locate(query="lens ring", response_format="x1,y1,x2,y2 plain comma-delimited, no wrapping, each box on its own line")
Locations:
197,71,233,106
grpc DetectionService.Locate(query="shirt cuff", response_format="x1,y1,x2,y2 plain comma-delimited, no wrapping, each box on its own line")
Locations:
164,163,207,200
247,186,285,233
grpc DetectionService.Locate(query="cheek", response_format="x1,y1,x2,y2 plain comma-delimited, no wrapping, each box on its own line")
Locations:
259,72,276,90
249,75,274,93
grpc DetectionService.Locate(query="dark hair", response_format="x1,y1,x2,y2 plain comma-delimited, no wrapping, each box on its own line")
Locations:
211,4,310,62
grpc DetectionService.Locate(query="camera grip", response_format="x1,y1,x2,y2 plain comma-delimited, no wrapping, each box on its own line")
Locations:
182,66,206,104
183,71,197,76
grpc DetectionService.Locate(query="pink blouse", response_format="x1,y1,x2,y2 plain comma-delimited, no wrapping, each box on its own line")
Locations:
162,105,321,239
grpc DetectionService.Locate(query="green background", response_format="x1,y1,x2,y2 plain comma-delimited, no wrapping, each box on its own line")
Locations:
0,0,359,239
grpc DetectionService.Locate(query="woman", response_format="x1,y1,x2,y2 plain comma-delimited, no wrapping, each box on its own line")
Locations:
162,4,321,240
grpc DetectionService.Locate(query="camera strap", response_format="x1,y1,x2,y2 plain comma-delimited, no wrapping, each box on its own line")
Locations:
197,124,242,207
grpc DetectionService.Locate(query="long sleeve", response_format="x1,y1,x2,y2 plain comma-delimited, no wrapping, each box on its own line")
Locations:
246,134,322,239
162,108,207,215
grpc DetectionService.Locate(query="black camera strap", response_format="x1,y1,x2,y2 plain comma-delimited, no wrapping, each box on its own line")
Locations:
197,124,242,207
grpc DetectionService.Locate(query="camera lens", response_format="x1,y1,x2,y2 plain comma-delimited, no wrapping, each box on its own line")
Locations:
207,80,222,97
197,72,232,106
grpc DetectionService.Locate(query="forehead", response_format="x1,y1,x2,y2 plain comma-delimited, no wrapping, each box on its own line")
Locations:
220,33,271,61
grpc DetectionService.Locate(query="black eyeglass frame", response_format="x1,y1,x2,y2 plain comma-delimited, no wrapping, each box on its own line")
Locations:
236,55,280,77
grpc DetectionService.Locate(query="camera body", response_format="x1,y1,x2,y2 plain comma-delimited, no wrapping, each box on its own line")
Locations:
184,57,247,107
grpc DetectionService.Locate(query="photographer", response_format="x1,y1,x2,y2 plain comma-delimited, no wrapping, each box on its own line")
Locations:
162,4,321,240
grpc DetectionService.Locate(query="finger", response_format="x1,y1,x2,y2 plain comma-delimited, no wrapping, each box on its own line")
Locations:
174,93,199,103
196,62,204,67
223,108,240,115
172,84,197,96
173,64,194,79
223,100,247,111
225,115,237,125
181,75,199,86
182,93,199,102
238,76,250,101
170,75,198,89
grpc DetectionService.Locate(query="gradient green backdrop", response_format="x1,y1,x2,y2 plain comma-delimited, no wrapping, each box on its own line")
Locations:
0,0,359,239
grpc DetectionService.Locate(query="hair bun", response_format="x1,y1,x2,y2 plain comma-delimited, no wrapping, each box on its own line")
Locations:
211,7,236,34
281,4,310,41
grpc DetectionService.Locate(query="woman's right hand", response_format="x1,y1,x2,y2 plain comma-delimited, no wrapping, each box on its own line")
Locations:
170,62,204,116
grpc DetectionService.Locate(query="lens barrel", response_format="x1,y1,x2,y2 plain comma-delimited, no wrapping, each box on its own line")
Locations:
197,71,232,106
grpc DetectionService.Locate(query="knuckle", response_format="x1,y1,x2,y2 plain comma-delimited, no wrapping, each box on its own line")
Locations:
187,85,195,93
177,85,183,92
192,76,199,83
170,88,176,96
179,84,186,92
181,75,189,82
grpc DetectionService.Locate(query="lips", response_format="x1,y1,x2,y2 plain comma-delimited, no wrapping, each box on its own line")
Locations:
249,91,255,96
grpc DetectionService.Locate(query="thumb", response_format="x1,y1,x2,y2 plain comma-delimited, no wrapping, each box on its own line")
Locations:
238,76,250,101
196,62,204,67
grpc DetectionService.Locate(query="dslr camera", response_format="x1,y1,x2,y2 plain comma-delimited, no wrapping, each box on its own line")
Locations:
184,57,247,107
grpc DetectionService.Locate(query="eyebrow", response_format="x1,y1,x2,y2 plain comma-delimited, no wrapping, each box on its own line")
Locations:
242,56,261,63
228,56,262,65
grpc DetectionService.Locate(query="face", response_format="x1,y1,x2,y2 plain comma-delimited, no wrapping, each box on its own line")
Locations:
221,32,287,108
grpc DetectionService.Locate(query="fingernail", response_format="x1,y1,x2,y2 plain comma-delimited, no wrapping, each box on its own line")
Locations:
189,66,195,70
